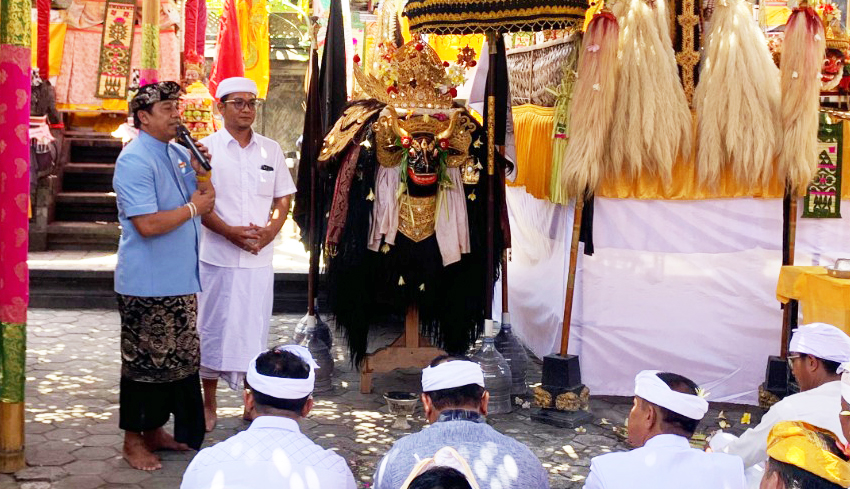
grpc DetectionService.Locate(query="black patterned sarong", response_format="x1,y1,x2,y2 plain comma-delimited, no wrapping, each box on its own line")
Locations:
118,294,200,383
117,294,204,449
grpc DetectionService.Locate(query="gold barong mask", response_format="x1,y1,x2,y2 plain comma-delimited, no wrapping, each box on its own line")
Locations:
350,40,480,242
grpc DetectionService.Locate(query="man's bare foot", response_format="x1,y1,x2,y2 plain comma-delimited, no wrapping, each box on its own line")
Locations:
204,404,217,432
143,427,191,452
202,378,218,432
123,432,162,471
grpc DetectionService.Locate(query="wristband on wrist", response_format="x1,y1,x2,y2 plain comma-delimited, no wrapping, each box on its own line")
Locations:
197,171,212,182
187,202,197,219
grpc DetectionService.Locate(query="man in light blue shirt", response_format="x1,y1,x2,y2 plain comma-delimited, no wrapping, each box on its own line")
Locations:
112,81,215,472
373,356,550,489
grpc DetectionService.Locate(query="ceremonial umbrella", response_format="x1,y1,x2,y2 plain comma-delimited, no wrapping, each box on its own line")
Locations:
404,0,589,426
404,0,586,319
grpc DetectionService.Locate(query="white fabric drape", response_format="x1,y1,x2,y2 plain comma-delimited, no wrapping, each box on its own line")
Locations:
435,168,471,265
368,165,401,251
497,186,850,404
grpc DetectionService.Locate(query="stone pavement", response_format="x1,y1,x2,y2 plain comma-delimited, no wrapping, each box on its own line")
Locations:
2,309,762,489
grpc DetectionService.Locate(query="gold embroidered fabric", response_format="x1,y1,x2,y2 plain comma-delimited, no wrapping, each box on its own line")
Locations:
398,194,437,242
766,421,850,486
318,104,384,162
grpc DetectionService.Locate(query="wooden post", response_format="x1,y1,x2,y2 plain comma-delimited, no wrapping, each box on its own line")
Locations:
359,304,444,393
780,192,798,358
560,197,585,357
0,403,25,473
484,31,498,320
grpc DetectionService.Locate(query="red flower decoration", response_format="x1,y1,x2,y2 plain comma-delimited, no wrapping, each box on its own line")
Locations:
449,88,458,98
469,60,477,68
443,61,450,67
353,54,361,63
387,86,399,94
415,43,424,51
401,136,413,148
439,139,450,150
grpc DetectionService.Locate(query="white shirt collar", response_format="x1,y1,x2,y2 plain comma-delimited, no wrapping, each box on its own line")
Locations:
221,127,257,149
247,415,301,433
643,433,692,449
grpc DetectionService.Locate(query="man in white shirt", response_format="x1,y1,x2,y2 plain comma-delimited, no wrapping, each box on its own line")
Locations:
180,345,357,489
715,323,850,475
584,370,746,489
197,77,297,431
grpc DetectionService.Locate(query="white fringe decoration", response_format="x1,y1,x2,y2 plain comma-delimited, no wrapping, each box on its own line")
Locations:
608,0,693,185
779,6,826,194
694,0,781,190
559,11,620,197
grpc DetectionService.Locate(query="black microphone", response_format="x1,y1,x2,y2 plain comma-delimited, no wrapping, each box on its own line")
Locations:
175,125,212,171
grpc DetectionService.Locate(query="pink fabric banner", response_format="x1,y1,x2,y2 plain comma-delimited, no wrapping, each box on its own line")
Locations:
0,45,31,325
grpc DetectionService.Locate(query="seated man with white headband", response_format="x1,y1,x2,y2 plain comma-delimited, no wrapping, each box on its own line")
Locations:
715,323,850,474
584,371,746,489
180,346,356,489
373,356,549,489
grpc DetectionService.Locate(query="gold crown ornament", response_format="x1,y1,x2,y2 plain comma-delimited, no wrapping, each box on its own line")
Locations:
353,39,476,109
817,2,850,50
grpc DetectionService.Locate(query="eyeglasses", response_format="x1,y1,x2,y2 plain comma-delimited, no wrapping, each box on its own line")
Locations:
787,354,801,369
223,98,262,111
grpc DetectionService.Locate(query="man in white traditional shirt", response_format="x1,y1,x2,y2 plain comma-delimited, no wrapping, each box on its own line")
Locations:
197,77,296,431
584,370,747,489
180,345,357,489
712,322,850,481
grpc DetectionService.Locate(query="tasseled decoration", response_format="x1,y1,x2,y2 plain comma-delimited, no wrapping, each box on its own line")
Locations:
559,10,620,197
694,0,781,189
608,0,693,185
778,5,826,193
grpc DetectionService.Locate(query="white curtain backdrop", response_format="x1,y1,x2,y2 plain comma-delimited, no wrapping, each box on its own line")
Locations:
496,186,850,404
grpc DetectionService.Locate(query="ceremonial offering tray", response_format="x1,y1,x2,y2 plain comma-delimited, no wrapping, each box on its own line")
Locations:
180,82,216,140
826,259,850,279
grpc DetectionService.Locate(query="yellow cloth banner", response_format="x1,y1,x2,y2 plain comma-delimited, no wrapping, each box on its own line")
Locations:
30,22,66,77
510,105,850,201
510,104,556,201
429,34,485,66
237,0,269,99
777,266,850,335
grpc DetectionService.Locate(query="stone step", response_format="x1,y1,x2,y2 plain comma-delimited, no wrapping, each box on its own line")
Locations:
55,191,116,205
62,164,115,193
54,192,118,222
46,222,120,251
29,268,322,312
69,141,122,164
64,162,116,175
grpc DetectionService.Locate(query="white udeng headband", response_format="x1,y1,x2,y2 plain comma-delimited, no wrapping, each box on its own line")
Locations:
634,370,709,421
421,360,485,392
246,345,320,400
788,323,850,363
